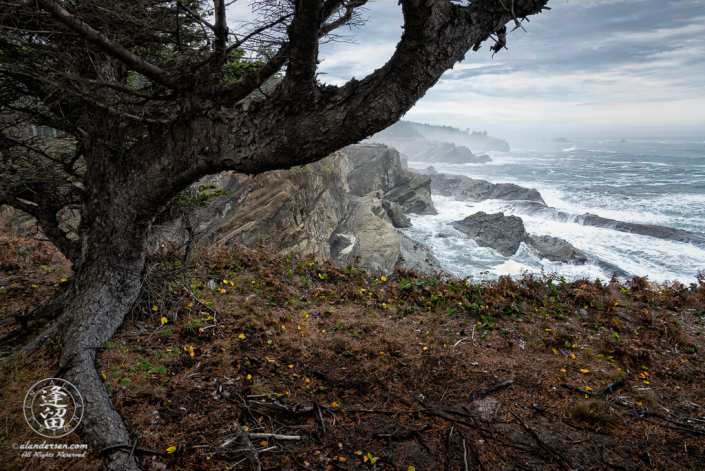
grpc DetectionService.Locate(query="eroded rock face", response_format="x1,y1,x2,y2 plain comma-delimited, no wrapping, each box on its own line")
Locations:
452,211,587,263
330,191,442,274
201,152,349,259
171,145,444,275
344,146,437,215
330,191,401,273
430,174,546,204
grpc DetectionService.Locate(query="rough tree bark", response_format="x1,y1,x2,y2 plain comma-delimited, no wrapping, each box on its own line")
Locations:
1,1,551,469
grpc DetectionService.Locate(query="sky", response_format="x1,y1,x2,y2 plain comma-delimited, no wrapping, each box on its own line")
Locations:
228,1,705,141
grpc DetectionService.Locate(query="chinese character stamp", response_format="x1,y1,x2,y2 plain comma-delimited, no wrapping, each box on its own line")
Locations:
24,378,83,438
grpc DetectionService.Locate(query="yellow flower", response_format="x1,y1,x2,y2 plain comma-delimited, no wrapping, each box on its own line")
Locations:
247,374,252,380
289,364,294,369
552,349,558,355
571,353,576,360
189,346,195,357
166,446,176,454
332,401,339,408
61,278,67,282
585,386,592,391
161,317,168,325
223,280,228,284
636,402,642,406
238,333,246,339
545,328,551,331
101,374,107,380
221,289,226,293
580,369,589,374
381,276,387,282
423,347,428,351
306,378,310,383
152,305,158,311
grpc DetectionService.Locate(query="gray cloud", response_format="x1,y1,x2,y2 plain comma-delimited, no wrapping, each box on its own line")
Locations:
315,0,705,139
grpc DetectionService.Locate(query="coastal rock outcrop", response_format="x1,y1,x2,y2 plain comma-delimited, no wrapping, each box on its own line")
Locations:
497,201,705,247
330,190,442,273
429,173,546,204
200,152,349,259
156,145,444,275
452,212,587,264
344,145,437,215
527,235,588,264
578,214,705,246
452,212,528,257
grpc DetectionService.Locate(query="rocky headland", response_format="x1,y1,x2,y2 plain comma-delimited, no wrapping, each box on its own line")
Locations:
170,145,443,275
363,120,497,165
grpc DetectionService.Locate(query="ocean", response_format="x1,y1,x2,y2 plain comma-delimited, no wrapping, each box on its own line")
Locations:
402,138,705,284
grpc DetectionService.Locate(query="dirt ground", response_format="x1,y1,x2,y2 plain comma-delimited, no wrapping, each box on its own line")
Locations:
1,237,704,470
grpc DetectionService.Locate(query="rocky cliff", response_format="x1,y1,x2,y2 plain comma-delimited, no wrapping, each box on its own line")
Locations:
180,146,443,274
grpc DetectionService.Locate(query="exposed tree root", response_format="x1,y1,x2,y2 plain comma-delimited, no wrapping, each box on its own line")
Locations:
1,311,69,366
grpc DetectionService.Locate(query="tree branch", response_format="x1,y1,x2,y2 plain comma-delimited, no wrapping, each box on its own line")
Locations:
211,0,229,71
281,0,324,95
319,0,368,37
225,14,293,55
0,194,81,261
34,0,174,89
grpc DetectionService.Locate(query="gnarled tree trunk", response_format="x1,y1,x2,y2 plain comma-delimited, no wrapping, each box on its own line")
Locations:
51,182,151,470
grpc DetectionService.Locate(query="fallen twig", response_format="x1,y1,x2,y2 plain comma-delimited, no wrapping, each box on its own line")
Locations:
462,439,469,471
446,423,455,471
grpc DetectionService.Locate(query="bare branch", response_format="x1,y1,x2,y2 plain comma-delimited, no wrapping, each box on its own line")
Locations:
34,0,174,88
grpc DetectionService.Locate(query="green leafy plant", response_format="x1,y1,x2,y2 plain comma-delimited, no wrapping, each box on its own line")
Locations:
183,318,206,333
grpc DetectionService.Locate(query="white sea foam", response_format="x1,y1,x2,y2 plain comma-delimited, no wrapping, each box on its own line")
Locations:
404,140,705,283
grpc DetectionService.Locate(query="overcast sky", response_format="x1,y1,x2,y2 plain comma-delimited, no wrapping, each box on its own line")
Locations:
232,1,705,140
